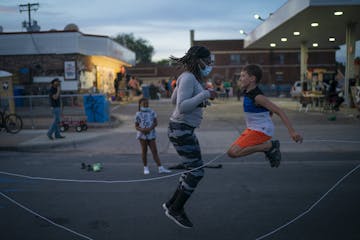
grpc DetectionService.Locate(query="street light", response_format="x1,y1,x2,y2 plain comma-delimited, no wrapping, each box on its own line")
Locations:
334,11,343,16
254,14,265,21
311,22,319,27
239,29,248,36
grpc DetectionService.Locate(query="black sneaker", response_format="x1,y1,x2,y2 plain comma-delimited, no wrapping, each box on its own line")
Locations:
265,140,281,168
165,208,193,228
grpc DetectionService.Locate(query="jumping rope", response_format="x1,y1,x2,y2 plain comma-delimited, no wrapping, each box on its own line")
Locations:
0,152,226,240
1,162,359,240
255,162,360,240
0,191,94,240
0,152,226,183
1,142,360,240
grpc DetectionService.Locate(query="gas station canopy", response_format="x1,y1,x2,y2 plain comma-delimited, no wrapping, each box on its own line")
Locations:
244,0,360,49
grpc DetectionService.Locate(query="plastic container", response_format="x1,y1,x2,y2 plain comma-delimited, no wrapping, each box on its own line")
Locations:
13,86,25,107
83,95,109,123
142,84,150,99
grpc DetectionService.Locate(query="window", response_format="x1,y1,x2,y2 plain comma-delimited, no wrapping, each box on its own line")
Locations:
211,54,215,64
230,54,241,65
279,54,285,65
273,54,285,65
275,72,284,82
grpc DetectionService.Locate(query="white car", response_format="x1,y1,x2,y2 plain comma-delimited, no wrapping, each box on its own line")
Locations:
290,81,302,98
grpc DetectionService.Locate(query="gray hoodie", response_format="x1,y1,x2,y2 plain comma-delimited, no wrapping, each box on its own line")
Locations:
170,72,211,128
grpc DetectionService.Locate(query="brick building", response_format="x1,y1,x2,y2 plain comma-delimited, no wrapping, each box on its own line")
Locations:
194,38,337,94
129,32,337,96
0,30,135,94
0,30,338,97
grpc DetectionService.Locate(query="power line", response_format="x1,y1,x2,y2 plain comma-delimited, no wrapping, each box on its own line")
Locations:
19,3,40,32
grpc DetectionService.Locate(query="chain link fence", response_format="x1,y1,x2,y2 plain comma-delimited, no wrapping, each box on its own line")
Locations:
0,94,112,129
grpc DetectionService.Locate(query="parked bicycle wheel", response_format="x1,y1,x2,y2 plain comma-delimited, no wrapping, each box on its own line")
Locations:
5,114,23,134
0,111,4,129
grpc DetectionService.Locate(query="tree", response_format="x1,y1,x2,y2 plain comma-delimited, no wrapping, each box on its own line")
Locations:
112,33,154,64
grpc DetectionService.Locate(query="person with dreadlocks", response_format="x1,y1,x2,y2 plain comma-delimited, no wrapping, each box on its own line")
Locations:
162,46,217,228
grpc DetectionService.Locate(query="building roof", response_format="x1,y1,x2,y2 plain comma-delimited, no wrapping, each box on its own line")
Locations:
0,30,136,66
194,39,245,52
0,70,12,77
244,0,360,49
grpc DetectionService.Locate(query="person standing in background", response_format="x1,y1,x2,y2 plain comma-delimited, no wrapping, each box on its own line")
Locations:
47,78,65,140
135,98,171,175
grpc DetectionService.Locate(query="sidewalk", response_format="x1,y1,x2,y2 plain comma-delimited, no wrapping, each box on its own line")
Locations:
0,98,359,153
0,118,121,151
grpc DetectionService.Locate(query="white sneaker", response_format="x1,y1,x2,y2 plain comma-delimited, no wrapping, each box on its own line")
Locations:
144,166,150,175
158,166,172,174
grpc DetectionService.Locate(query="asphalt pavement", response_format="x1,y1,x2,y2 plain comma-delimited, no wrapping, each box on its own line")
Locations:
0,97,360,240
0,97,359,153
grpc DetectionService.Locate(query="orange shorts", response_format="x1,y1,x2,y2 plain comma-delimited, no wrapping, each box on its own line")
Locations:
232,128,271,148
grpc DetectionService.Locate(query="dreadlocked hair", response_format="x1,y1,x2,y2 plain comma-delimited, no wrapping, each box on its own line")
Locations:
170,45,210,81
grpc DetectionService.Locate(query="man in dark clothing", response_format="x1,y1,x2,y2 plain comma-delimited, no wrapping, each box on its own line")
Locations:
47,78,65,140
327,78,344,111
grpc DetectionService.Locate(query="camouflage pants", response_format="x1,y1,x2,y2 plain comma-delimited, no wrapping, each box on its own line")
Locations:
168,121,204,195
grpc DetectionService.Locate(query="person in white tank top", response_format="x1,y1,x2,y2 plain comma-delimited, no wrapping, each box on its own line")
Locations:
227,64,303,168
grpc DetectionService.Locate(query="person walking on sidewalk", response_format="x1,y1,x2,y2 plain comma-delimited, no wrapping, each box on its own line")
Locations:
47,78,65,140
227,64,303,167
163,45,217,228
135,98,171,175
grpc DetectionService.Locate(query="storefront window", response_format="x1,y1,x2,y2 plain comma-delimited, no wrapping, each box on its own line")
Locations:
230,54,241,64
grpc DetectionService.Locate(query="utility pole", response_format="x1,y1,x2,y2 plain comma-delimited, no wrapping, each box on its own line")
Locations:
19,3,40,32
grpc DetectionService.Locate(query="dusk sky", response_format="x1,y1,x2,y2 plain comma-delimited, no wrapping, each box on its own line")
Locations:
1,0,359,62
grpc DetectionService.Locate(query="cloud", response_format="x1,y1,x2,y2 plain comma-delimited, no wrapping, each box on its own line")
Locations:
6,0,357,62
0,5,17,13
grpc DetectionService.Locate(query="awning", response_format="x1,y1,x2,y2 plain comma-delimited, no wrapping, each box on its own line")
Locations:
244,0,360,49
0,70,12,78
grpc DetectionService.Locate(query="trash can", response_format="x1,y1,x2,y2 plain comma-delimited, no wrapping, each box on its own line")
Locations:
83,95,109,123
13,86,25,107
142,84,150,99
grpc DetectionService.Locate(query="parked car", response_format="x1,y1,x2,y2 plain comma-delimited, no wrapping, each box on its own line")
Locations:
290,81,302,98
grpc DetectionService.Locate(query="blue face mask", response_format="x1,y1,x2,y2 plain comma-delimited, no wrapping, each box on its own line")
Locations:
200,65,213,77
140,107,150,112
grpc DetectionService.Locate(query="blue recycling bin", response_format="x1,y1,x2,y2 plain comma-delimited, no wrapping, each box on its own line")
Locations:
13,86,25,107
83,95,109,123
142,85,150,99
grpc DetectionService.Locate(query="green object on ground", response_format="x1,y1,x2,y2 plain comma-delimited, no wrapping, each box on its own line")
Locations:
327,115,336,121
92,163,102,172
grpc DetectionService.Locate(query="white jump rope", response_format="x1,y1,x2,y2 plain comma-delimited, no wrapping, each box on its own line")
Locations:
1,145,360,240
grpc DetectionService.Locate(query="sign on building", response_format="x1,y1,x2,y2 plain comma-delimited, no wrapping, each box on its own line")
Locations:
64,61,76,80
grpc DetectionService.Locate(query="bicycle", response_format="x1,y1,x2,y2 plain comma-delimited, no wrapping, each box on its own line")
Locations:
0,105,23,134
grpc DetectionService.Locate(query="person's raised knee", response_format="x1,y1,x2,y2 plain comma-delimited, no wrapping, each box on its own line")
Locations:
227,150,237,158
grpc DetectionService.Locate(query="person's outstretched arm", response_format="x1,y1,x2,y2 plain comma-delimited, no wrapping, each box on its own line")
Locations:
255,95,303,143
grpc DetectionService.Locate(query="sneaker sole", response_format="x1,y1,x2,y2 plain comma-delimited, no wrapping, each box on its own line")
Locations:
265,145,281,168
162,203,168,211
164,211,192,229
